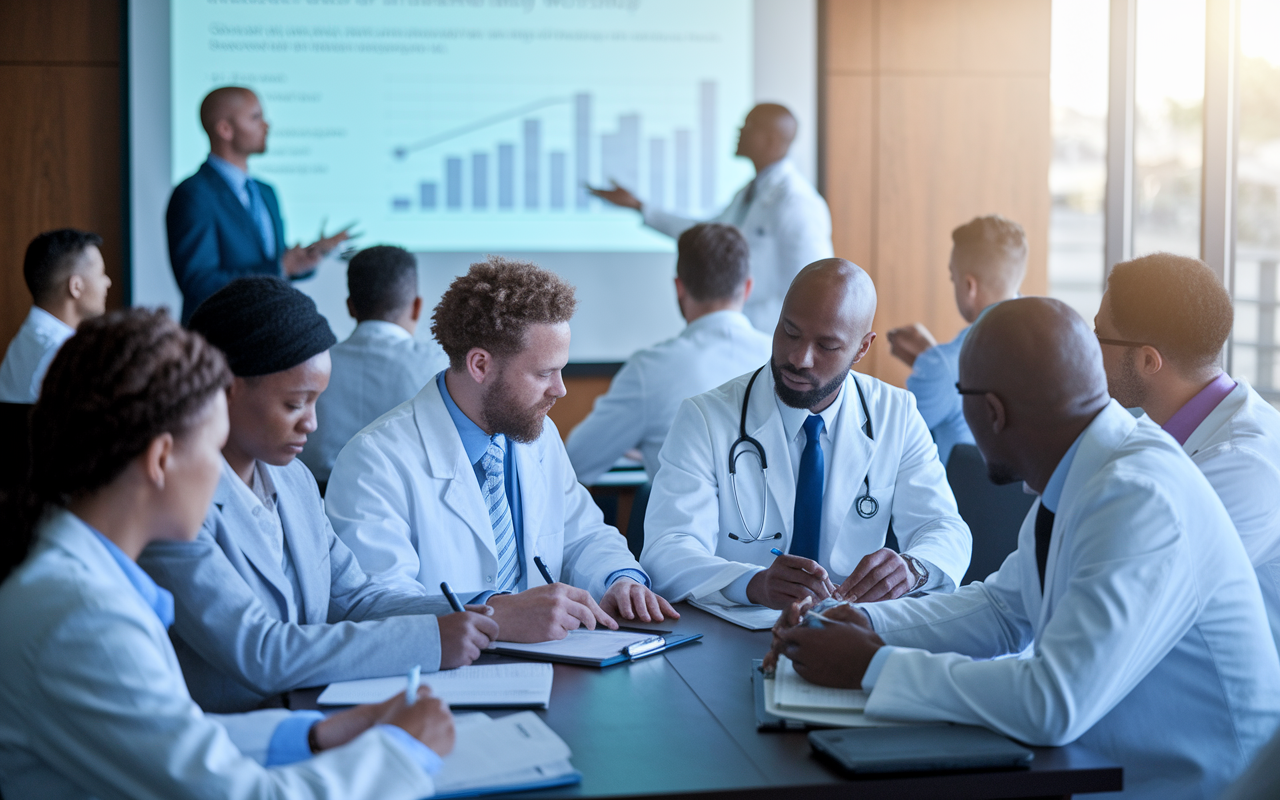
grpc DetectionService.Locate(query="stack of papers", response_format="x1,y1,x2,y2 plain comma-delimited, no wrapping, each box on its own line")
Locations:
689,597,782,630
493,629,659,660
316,662,554,708
435,712,580,798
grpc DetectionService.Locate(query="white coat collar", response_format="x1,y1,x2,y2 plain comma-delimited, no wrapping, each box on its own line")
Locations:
26,306,75,340
210,458,299,614
1037,400,1138,612
1181,378,1253,457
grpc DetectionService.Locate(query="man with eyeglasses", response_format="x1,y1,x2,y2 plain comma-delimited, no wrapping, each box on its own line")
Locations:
1094,252,1280,651
767,296,1280,800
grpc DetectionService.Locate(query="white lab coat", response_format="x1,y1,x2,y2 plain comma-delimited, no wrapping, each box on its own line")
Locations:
325,377,644,600
641,368,972,601
0,306,74,403
0,507,435,800
300,320,447,483
1182,378,1280,650
642,159,832,332
565,310,773,485
860,402,1280,800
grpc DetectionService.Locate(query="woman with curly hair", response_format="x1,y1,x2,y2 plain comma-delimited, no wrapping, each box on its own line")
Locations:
0,308,453,799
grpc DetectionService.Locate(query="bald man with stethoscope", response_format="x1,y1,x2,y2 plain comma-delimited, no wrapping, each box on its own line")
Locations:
641,259,972,609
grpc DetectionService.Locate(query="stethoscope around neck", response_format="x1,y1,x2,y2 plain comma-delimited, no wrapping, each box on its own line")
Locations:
727,366,880,545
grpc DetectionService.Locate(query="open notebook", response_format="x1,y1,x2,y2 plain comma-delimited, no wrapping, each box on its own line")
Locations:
317,662,553,708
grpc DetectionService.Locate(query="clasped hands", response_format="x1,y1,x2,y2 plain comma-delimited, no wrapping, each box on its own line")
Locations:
745,547,920,610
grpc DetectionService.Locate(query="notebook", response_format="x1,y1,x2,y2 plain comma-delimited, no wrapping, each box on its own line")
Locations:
434,711,581,797
316,662,553,708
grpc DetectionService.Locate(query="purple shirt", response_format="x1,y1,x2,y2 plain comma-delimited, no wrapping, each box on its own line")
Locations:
1162,372,1237,445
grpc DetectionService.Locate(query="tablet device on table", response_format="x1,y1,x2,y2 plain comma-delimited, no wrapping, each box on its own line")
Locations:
809,725,1034,774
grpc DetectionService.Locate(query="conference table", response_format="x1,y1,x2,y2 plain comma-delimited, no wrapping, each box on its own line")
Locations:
300,604,1123,799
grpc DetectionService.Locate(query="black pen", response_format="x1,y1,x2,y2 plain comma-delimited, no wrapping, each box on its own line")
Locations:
533,556,555,585
440,581,464,613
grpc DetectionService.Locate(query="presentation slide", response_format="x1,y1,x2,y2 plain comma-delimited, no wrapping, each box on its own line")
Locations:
131,0,815,361
170,0,754,253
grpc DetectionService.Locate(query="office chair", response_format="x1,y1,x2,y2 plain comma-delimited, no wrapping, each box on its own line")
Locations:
625,481,652,560
946,444,1036,585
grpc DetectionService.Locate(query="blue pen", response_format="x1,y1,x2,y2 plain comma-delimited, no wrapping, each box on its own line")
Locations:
770,547,784,557
405,664,421,706
440,581,464,613
533,555,555,585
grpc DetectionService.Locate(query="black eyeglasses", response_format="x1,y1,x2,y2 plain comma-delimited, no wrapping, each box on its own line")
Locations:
955,382,991,396
1095,333,1157,350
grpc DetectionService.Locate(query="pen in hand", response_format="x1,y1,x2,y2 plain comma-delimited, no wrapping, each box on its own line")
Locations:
405,664,421,706
770,548,838,598
533,556,555,585
440,581,464,613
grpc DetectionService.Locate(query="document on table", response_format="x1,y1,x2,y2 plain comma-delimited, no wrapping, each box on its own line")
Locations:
761,660,912,729
434,711,581,798
493,629,660,659
688,597,782,630
773,655,868,711
316,662,553,708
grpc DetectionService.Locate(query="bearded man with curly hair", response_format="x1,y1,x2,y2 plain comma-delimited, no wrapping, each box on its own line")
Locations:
326,257,678,642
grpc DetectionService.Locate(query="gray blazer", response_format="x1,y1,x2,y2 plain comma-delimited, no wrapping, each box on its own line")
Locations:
140,459,451,713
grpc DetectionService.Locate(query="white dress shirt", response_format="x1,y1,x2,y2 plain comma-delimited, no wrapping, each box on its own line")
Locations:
300,320,448,483
0,306,75,403
566,310,772,484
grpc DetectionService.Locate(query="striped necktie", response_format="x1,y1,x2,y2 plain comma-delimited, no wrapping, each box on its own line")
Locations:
481,435,521,591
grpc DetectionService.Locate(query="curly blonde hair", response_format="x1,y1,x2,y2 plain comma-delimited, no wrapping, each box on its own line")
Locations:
431,256,577,369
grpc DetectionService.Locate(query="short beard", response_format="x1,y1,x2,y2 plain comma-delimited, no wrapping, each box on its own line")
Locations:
481,371,554,444
771,357,852,410
1109,348,1148,410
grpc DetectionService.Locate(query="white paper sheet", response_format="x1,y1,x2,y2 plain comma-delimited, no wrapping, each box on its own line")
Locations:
689,598,782,630
773,655,868,711
433,711,574,794
493,629,660,660
316,662,553,708
764,670,912,728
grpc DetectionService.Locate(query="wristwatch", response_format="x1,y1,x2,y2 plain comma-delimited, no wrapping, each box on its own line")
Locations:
900,553,930,594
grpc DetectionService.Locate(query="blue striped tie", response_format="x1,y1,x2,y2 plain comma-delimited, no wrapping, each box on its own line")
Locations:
481,436,521,591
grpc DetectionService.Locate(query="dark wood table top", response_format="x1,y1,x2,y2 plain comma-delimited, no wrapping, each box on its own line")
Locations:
299,604,1122,799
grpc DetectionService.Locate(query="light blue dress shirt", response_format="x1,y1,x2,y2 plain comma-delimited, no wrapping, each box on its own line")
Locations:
437,371,648,600
906,328,975,466
206,154,278,258
90,526,439,772
861,428,1086,689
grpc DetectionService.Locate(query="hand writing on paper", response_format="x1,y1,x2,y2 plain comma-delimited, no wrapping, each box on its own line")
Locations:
746,553,836,609
488,583,617,642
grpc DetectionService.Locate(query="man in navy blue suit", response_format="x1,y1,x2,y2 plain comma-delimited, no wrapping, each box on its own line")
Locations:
166,87,351,322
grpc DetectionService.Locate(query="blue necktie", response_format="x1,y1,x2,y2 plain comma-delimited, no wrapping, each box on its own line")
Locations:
791,415,825,560
243,178,277,259
480,435,521,591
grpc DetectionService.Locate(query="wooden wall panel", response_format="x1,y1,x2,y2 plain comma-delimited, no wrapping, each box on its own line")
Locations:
823,0,1050,388
0,63,122,348
0,0,120,64
548,376,612,442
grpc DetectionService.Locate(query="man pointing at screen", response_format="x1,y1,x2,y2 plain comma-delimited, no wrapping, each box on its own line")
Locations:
166,86,351,323
590,103,832,331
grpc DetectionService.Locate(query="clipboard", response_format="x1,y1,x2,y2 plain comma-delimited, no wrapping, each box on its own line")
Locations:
490,627,702,668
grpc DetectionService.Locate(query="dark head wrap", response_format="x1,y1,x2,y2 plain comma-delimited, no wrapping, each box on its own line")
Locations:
187,276,336,377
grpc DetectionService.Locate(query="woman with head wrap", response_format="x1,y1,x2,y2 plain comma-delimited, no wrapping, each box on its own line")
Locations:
138,277,498,713
0,308,454,800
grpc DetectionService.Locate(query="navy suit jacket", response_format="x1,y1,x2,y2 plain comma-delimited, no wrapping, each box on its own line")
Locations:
166,161,288,323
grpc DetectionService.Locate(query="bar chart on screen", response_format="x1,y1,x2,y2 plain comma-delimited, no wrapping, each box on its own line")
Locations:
170,0,753,253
